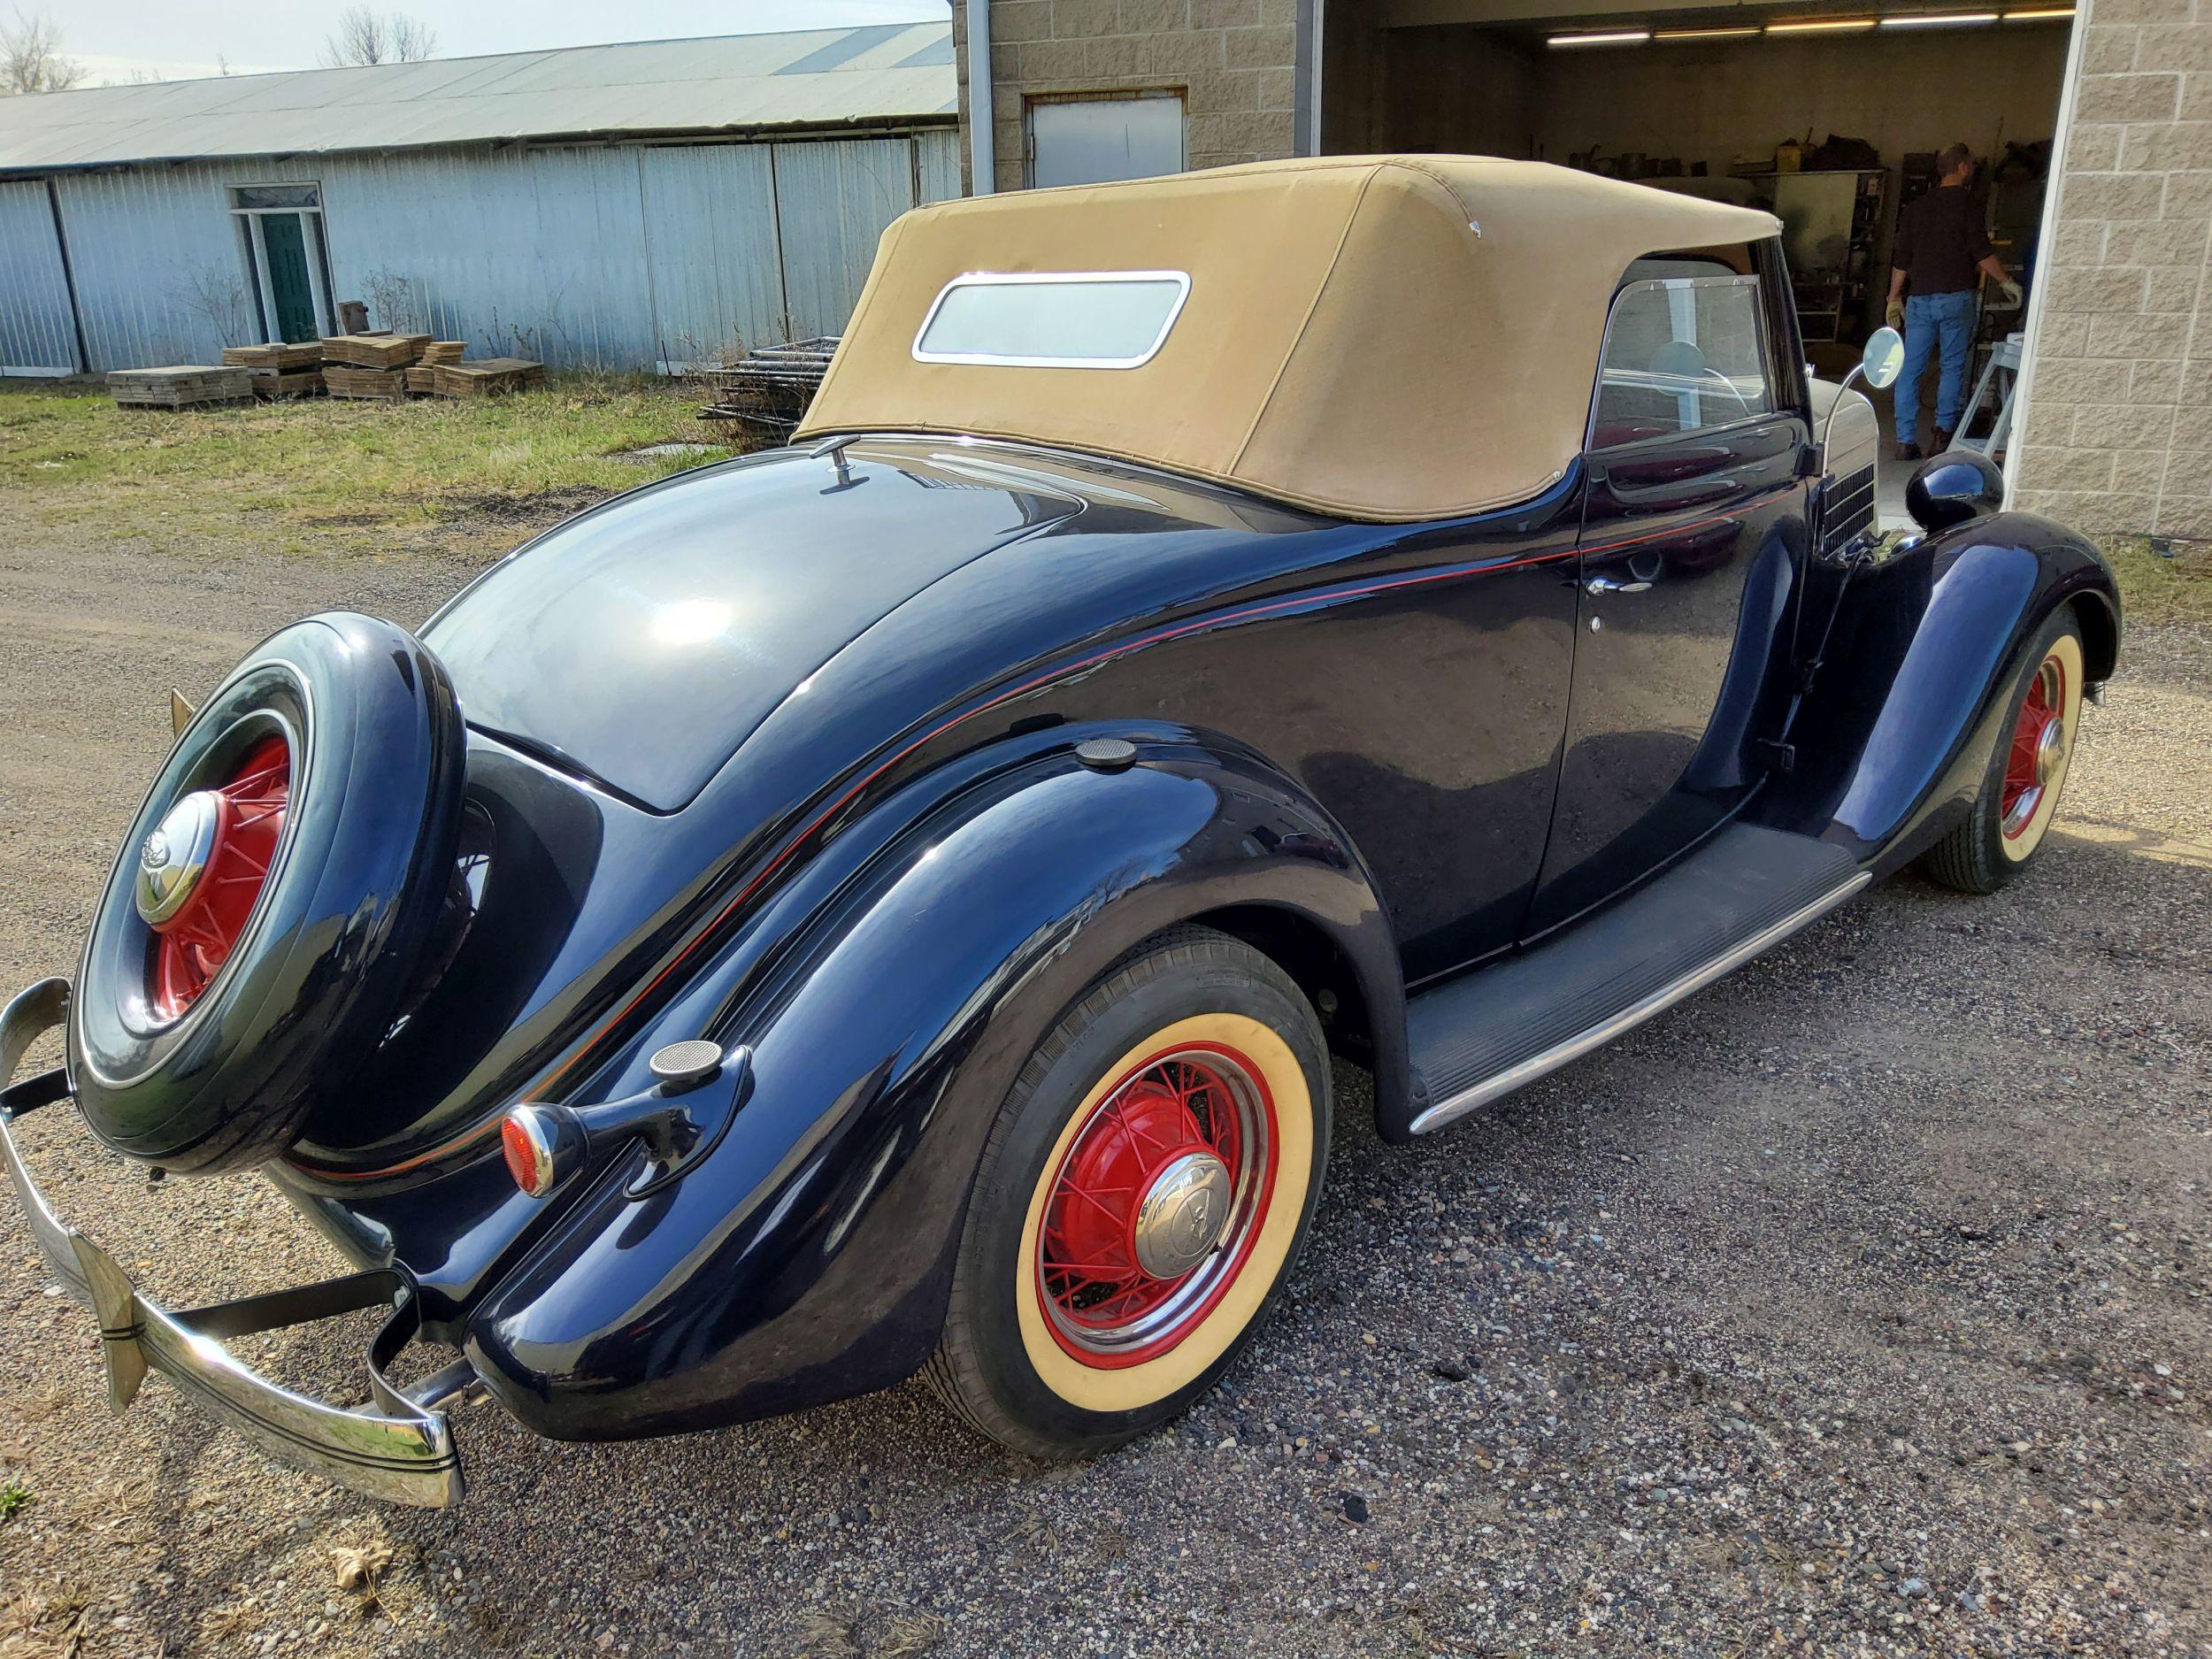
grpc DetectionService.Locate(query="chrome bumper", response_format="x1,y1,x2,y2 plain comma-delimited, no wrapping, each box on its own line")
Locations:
0,978,465,1509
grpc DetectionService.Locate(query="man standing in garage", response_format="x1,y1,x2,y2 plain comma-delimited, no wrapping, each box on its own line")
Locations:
1885,142,2022,460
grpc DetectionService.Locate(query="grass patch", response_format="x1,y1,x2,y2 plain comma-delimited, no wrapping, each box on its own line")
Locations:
2100,535,2212,630
0,1478,29,1521
0,376,738,554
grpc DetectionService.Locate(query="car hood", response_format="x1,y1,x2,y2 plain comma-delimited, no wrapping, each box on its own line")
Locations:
424,446,1083,811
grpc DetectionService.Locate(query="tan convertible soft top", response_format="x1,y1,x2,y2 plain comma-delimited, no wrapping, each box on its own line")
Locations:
795,156,1780,523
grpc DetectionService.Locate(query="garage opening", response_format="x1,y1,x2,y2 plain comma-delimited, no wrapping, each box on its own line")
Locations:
1321,0,2075,495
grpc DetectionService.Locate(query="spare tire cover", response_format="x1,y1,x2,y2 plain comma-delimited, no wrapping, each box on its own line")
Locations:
68,612,465,1172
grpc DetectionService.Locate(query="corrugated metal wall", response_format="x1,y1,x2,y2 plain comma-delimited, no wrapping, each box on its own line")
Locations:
3,127,962,374
0,180,76,373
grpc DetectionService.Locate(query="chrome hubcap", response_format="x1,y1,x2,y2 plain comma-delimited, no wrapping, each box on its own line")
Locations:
2033,715,2065,787
134,790,222,926
1131,1149,1233,1279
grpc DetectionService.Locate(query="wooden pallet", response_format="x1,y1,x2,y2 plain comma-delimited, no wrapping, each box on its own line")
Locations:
323,365,409,401
432,357,546,398
108,365,254,410
320,333,432,369
222,342,324,373
255,370,326,399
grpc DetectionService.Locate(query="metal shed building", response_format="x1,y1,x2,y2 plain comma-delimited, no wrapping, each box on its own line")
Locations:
0,23,960,377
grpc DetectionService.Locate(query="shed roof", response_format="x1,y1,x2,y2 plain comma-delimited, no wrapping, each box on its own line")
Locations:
0,23,956,173
797,157,1784,523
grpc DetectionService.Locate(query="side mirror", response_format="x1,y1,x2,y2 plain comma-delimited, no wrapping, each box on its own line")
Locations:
1906,449,2005,532
1859,326,1904,391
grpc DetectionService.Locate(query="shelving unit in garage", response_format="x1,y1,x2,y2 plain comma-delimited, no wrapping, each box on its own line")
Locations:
1747,168,1890,346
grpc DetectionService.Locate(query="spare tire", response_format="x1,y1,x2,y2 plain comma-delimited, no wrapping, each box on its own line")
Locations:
68,612,465,1172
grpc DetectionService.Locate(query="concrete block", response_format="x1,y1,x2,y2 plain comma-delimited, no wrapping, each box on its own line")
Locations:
2032,357,2139,403
2076,72,2181,122
2035,313,2093,357
2067,124,2124,172
2105,216,2212,265
1082,32,1150,74
2016,445,2116,489
1223,24,1297,69
2086,309,2193,357
2043,266,2148,314
2070,402,2177,448
1183,65,1259,111
2082,23,2139,73
2159,169,2212,217
1148,28,1226,69
1192,0,1259,26
1121,0,1192,28
1054,0,1125,37
2130,120,2212,169
2144,264,2206,312
2134,20,2212,72
2062,171,2166,221
2131,358,2185,402
995,0,1056,42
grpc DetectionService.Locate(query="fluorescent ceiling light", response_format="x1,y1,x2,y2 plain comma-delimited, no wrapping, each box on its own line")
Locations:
1548,27,1652,44
1655,25,1761,37
1880,11,1999,23
1765,15,1877,28
2001,5,2074,16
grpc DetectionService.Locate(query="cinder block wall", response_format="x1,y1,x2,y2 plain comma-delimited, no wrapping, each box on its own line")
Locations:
952,0,1299,192
2016,0,2212,536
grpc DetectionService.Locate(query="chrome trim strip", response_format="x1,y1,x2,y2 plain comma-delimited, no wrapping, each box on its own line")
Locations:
910,269,1194,370
1409,871,1871,1135
0,978,463,1508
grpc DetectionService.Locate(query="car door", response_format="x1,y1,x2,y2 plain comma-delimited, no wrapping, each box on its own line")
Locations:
1524,252,1812,936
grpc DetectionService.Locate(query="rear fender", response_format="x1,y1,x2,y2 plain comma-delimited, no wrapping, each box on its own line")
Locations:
1759,511,2119,869
461,733,1402,1439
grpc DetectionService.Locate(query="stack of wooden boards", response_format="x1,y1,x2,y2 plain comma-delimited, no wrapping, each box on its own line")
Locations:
221,342,326,399
110,333,546,411
432,357,546,398
321,332,431,401
698,337,838,440
108,365,255,410
404,340,465,394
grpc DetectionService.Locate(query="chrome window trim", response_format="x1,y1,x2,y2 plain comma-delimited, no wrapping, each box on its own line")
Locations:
910,269,1194,370
1585,270,1779,453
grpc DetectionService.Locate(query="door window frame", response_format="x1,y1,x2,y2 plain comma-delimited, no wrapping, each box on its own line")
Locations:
1585,266,1786,457
228,181,335,342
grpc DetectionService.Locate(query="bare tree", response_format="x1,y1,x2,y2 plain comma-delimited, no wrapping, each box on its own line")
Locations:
319,7,436,67
1,8,84,95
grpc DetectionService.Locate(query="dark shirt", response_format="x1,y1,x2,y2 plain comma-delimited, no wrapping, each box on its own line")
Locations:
1893,184,1994,296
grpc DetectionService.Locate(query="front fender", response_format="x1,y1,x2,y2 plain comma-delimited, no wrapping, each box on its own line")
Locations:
462,737,1401,1439
1761,511,2118,868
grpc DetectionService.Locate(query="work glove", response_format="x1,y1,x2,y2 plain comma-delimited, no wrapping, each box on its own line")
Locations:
1886,298,1907,331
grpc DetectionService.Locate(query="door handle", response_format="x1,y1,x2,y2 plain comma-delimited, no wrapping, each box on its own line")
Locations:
1585,576,1653,595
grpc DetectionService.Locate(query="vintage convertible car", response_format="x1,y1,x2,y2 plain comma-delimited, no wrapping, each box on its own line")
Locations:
1,157,2118,1507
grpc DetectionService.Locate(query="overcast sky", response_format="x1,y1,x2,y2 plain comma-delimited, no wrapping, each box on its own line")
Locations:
55,1,949,85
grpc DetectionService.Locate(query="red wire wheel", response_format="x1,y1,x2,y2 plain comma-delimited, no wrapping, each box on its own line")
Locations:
144,734,291,1021
2001,651,2067,841
1034,1042,1278,1368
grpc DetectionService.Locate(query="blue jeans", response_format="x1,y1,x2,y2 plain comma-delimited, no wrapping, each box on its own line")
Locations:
1894,289,1978,446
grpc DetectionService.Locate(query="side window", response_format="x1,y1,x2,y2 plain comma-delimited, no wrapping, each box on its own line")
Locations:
1590,267,1776,449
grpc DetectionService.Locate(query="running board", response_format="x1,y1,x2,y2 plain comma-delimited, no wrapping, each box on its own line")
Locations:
1407,824,1868,1134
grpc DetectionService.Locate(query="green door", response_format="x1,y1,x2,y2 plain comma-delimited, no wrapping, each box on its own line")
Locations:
260,214,319,343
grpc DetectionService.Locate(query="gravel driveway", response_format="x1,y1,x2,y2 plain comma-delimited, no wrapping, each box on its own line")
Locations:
2,521,2207,1659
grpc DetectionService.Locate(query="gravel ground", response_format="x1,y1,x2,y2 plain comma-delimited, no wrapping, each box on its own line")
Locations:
1,518,2208,1659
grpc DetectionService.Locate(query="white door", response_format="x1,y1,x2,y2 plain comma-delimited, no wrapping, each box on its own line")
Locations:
1029,95,1186,188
